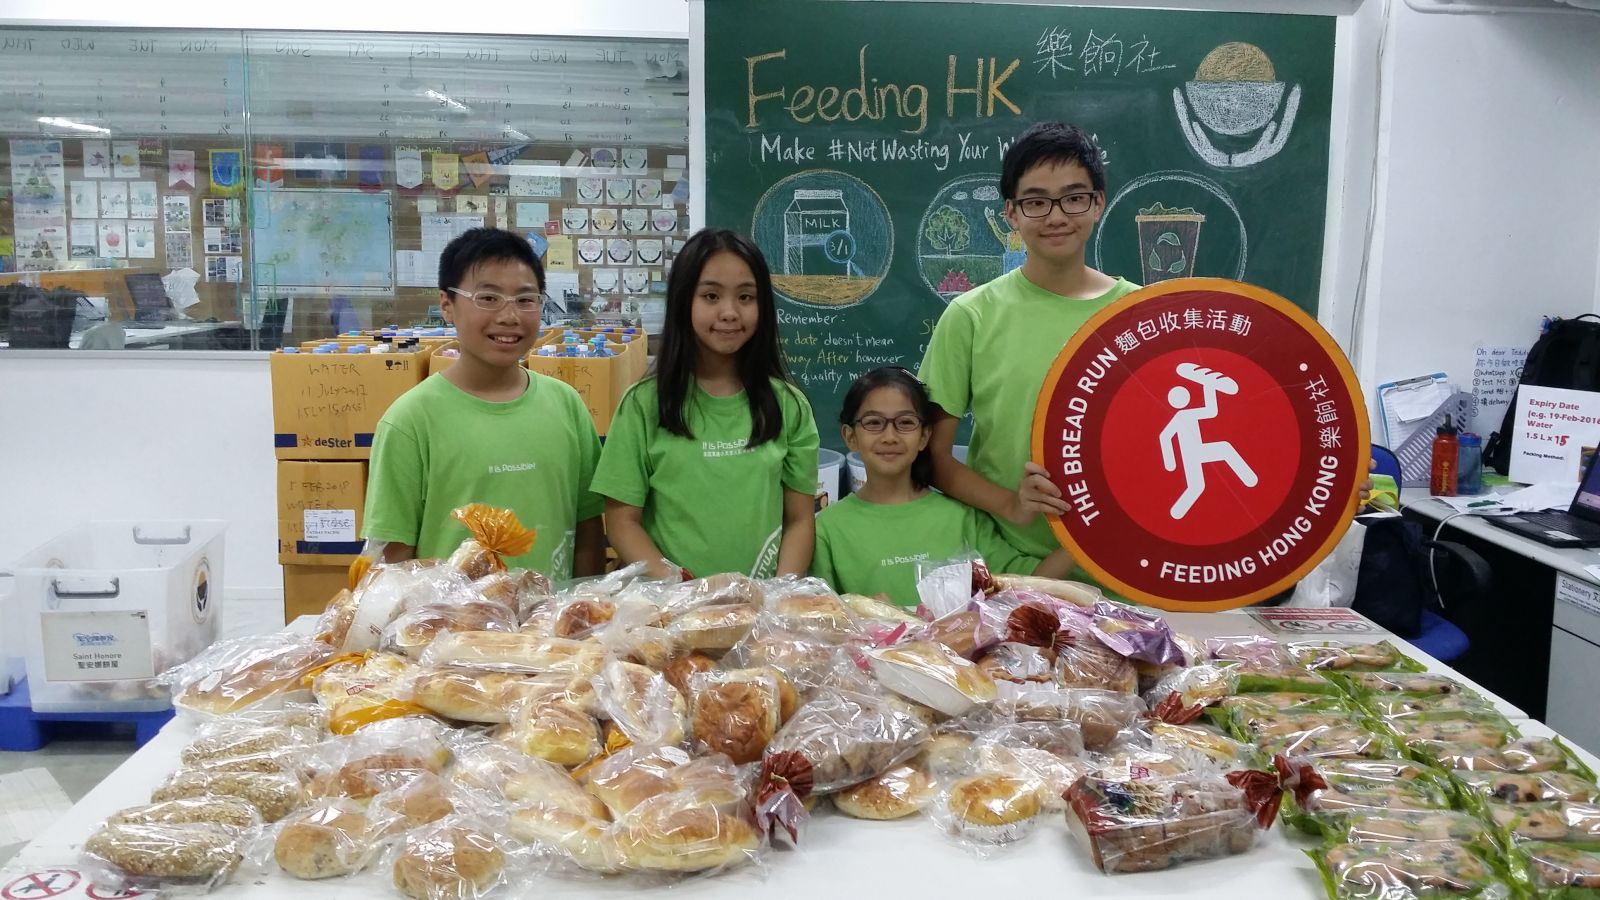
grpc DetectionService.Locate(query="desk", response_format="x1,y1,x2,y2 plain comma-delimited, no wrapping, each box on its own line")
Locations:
0,320,242,350
0,611,1544,900
1406,497,1600,731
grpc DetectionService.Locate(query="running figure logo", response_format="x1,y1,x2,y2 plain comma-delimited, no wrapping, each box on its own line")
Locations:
1158,363,1259,519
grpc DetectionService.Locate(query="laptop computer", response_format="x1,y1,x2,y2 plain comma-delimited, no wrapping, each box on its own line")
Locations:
1489,454,1600,547
125,273,173,326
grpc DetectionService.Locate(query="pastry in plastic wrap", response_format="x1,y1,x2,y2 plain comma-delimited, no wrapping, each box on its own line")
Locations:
833,763,936,819
662,652,719,697
1368,690,1497,722
583,746,742,820
312,652,428,735
1144,664,1239,710
1341,810,1499,848
1523,842,1600,891
1490,801,1600,845
764,689,930,794
420,632,602,677
841,592,926,627
611,791,762,873
867,640,997,717
689,669,781,764
1458,770,1599,804
977,642,1056,685
495,696,600,767
315,589,360,647
151,770,305,822
109,797,262,831
444,503,536,580
311,752,441,801
1066,772,1265,873
669,603,759,654
553,596,617,639
727,625,848,691
448,740,606,816
1149,721,1259,771
662,572,765,620
1292,640,1420,672
382,601,519,659
410,669,544,724
1053,628,1138,694
1317,841,1507,900
181,724,317,769
1346,672,1469,695
470,568,550,618
941,774,1045,845
1392,715,1516,751
370,773,460,835
274,801,375,879
991,687,1142,752
168,633,337,718
82,822,244,889
595,659,688,746
509,803,619,873
391,820,506,900
771,587,859,642
989,574,1103,607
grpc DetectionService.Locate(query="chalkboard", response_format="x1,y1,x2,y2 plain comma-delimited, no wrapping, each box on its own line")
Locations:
703,0,1336,447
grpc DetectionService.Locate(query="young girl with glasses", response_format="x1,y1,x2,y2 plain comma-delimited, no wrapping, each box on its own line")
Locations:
812,366,1072,607
592,228,819,580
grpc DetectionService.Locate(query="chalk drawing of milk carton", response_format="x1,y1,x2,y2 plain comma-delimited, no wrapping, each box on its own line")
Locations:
783,190,850,275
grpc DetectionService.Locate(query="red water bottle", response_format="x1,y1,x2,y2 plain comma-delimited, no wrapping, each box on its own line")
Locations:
1430,415,1460,496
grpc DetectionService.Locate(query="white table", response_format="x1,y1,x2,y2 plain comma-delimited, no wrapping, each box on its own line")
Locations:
0,610,1568,899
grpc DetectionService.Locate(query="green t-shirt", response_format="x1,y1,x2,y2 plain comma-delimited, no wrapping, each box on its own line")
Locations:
591,376,819,579
362,372,604,580
811,491,1039,608
919,268,1139,559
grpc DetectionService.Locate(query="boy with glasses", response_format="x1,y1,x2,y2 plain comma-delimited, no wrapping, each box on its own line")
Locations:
918,122,1135,569
362,227,605,578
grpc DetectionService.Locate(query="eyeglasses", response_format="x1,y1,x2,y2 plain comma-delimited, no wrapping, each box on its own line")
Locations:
1016,192,1098,218
446,287,549,314
854,414,924,434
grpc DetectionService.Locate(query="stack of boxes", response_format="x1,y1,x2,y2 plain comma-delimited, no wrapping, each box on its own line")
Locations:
529,327,649,435
270,338,432,622
268,327,648,620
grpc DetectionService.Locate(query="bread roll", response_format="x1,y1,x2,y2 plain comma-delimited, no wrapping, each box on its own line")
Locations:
509,805,619,873
392,825,504,900
841,593,925,626
613,802,760,873
370,773,457,835
945,774,1043,843
412,670,542,724
664,572,764,618
662,653,718,697
596,660,687,746
834,764,935,820
554,597,616,639
774,592,856,639
689,670,780,764
384,602,517,659
496,701,600,767
313,753,439,801
274,803,373,880
582,745,695,818
423,632,602,677
670,604,758,653
868,640,998,716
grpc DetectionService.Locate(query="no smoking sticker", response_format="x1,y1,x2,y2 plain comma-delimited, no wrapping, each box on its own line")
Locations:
1033,279,1369,611
2,870,80,900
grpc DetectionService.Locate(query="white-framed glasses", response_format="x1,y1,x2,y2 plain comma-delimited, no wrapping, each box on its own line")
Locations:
446,287,548,313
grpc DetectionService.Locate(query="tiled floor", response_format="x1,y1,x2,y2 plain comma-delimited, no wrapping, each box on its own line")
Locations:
0,594,280,867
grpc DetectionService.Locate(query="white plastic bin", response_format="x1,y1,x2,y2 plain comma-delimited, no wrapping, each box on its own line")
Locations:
816,449,843,512
16,520,226,713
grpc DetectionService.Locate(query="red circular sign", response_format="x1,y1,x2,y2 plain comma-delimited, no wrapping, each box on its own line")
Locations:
1032,279,1369,611
2,870,80,900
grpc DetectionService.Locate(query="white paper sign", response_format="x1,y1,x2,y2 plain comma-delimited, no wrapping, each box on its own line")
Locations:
304,509,357,543
1557,573,1600,618
1510,385,1600,485
39,609,154,682
1471,344,1531,434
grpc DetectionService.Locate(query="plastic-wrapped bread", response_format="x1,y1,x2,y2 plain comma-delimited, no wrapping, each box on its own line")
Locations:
273,800,376,880
411,669,548,724
1065,772,1261,872
1316,841,1508,900
688,669,781,765
594,659,687,747
419,632,602,678
381,600,519,660
660,572,765,621
834,762,936,820
151,770,305,823
763,688,930,794
166,633,337,718
610,780,760,874
82,822,245,890
494,695,600,768
867,640,997,717
390,819,506,900
668,604,759,654
108,797,262,831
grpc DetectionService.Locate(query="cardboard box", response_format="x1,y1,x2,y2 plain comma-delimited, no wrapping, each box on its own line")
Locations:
282,564,348,624
526,335,647,435
427,340,459,377
278,460,367,565
270,348,428,459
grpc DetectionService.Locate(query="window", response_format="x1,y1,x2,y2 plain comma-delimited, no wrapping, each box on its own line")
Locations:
0,28,688,351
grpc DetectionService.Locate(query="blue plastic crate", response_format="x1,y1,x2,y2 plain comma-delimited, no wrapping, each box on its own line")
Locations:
0,678,172,751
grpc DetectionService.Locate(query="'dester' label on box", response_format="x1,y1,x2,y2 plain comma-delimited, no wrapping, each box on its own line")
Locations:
39,610,155,682
1033,279,1368,611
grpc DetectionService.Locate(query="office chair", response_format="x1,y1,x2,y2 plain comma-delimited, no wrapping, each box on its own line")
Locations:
1356,446,1478,662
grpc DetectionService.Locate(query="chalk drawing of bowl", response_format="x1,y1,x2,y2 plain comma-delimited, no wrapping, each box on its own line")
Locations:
1183,81,1286,136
